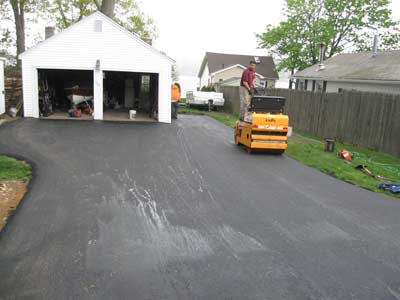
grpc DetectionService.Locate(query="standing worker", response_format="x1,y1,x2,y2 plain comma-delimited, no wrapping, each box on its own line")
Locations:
171,83,181,119
239,61,257,121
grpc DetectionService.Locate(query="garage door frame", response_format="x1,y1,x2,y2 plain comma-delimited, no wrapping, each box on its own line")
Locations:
33,65,166,121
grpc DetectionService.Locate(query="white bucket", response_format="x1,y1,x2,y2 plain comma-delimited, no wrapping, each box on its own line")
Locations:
287,127,293,137
129,110,136,120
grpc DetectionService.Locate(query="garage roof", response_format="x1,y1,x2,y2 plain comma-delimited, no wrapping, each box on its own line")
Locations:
19,11,174,63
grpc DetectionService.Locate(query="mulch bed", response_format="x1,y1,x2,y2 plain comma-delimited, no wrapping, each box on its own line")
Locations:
0,180,28,232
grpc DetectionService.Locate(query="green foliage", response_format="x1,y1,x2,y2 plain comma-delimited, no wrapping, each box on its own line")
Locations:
200,85,216,92
51,0,95,28
0,28,14,53
0,0,52,56
258,0,400,72
0,156,32,180
113,0,157,39
172,64,179,82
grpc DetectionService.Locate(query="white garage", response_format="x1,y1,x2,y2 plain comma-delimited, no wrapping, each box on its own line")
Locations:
19,11,173,123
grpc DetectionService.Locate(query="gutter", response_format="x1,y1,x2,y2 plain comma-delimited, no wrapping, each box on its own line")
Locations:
290,76,400,85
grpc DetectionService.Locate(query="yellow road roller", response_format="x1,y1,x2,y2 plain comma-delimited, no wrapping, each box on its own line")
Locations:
234,95,289,154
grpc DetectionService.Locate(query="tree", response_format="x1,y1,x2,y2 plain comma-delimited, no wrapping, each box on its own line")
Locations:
0,28,14,54
97,0,115,17
52,0,95,28
171,64,179,82
0,0,49,63
51,0,157,39
257,0,400,73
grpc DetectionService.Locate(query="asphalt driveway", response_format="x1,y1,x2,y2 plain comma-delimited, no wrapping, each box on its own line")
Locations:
0,116,400,300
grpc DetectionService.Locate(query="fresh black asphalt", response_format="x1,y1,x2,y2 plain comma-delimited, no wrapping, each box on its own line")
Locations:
0,116,400,300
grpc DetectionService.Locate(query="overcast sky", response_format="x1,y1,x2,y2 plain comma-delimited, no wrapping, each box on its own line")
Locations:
140,0,400,77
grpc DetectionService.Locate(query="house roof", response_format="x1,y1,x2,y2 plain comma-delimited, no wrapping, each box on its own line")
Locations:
19,11,174,63
198,52,279,79
294,50,400,82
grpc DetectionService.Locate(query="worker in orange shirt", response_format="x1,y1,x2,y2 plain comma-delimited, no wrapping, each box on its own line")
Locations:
171,83,181,119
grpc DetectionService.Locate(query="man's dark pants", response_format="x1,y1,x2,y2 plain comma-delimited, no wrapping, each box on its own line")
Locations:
171,101,179,119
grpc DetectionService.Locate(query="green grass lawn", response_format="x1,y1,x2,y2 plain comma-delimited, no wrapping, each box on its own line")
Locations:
179,106,400,198
0,156,32,180
286,133,400,198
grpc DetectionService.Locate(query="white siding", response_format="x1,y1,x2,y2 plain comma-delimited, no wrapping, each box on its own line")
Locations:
212,66,276,88
0,59,5,115
296,78,400,94
20,12,172,122
200,64,209,88
211,66,243,84
93,68,103,120
326,81,400,94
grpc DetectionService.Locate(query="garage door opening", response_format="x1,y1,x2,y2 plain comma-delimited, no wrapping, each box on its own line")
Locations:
38,69,94,119
103,71,158,122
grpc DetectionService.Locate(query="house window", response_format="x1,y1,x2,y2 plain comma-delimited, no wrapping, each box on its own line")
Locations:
94,20,102,32
304,80,308,90
312,80,316,92
299,81,304,90
295,79,299,90
338,88,343,93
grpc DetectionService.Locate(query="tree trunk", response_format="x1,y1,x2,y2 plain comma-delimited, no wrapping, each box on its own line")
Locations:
101,0,116,18
10,0,26,60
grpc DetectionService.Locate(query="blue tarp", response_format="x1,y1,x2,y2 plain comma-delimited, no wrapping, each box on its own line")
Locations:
378,184,400,194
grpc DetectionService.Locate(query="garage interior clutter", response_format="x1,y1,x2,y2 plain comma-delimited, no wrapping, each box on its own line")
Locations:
38,69,159,121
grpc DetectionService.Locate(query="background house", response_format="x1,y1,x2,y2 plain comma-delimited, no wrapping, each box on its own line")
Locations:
292,50,400,94
198,52,279,90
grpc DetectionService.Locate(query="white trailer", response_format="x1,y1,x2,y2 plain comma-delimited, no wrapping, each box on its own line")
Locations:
186,91,224,110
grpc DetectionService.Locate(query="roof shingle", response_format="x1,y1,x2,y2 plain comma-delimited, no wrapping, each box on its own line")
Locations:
294,50,400,82
199,52,279,79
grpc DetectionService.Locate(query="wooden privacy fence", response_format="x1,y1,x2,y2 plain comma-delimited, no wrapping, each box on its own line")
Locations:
220,87,400,157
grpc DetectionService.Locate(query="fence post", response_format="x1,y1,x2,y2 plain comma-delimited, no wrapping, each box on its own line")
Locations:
0,57,5,115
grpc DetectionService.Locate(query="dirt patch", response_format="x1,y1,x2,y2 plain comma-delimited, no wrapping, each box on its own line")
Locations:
0,180,28,232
